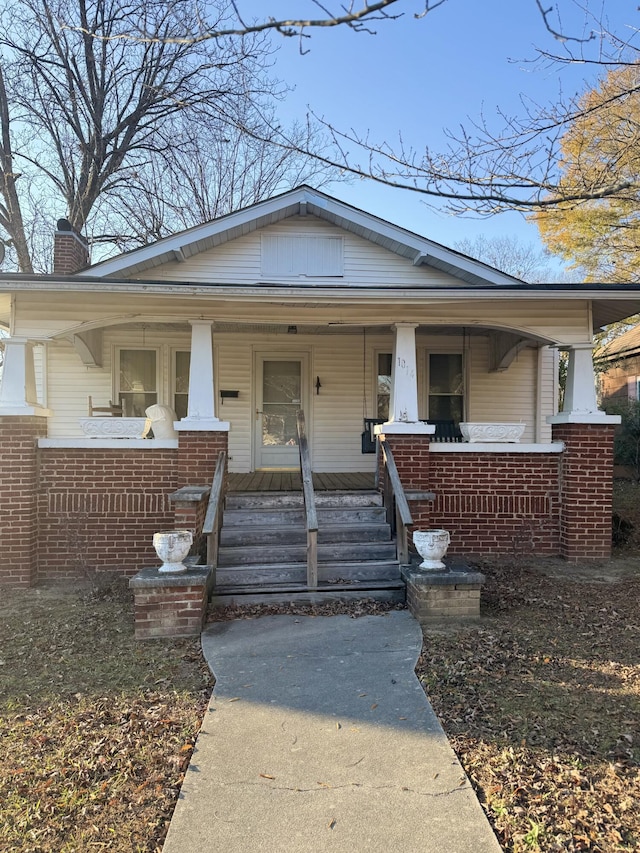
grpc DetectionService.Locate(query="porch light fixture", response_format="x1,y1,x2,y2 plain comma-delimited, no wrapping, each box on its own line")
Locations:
287,325,297,334
315,376,322,395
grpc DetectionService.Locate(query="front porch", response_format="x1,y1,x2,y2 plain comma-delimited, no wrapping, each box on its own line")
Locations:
227,471,375,491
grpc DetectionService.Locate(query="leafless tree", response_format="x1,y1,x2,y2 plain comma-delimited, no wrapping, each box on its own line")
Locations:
0,0,335,271
454,234,582,283
198,2,640,217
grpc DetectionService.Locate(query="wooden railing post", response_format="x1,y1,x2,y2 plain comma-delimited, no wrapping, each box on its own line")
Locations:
297,411,318,589
203,450,227,583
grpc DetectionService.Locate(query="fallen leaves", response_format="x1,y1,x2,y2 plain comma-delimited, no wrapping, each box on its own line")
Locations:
0,579,213,853
417,557,640,852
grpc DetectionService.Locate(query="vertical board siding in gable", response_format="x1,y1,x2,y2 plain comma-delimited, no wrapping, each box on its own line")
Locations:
261,234,343,277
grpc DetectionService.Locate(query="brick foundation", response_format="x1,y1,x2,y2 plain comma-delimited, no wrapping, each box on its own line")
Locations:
129,566,212,639
0,416,48,586
552,422,617,561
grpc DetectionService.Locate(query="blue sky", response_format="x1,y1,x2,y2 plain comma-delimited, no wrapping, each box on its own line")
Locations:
253,0,638,254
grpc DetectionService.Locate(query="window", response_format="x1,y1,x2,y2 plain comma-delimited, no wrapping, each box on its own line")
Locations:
428,353,464,423
117,349,157,416
174,351,190,419
377,353,392,419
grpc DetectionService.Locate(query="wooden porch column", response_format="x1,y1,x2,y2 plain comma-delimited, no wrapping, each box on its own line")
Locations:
0,337,50,416
561,342,602,417
377,323,431,437
175,320,229,433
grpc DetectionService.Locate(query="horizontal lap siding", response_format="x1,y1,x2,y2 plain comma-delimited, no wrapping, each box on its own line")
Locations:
468,338,537,442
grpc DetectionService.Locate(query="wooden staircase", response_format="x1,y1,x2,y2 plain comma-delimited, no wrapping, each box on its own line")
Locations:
211,489,405,607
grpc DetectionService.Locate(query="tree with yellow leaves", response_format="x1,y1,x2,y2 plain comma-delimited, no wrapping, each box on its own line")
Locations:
535,65,640,282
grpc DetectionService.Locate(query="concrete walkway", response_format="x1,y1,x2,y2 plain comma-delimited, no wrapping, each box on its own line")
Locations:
163,612,502,852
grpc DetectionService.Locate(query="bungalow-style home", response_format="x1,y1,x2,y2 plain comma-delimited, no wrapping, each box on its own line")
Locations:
2,185,640,594
599,324,640,403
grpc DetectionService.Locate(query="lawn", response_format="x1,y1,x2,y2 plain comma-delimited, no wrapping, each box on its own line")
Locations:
1,483,639,852
0,578,213,852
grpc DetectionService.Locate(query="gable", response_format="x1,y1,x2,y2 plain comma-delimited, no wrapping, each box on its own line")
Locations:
84,185,522,287
132,215,475,288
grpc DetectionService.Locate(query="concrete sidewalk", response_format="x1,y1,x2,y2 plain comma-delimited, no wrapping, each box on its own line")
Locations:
163,612,502,852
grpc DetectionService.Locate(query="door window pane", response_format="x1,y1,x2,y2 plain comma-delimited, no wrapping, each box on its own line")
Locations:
118,349,157,416
262,360,301,447
428,353,463,424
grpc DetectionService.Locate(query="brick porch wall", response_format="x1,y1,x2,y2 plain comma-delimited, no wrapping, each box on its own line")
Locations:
380,433,561,556
177,430,228,487
552,422,617,561
37,448,178,581
0,417,48,587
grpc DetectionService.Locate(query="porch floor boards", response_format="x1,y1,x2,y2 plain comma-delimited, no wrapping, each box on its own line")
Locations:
227,471,375,492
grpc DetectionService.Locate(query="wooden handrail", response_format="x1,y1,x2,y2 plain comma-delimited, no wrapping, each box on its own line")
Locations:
203,450,227,572
379,439,413,565
296,410,318,589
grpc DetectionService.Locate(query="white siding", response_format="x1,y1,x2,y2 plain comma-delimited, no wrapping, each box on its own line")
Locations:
467,338,538,441
44,328,551,467
135,217,471,288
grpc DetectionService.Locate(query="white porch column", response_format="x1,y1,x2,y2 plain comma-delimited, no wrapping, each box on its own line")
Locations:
547,342,619,425
175,320,229,432
377,322,431,436
0,337,50,416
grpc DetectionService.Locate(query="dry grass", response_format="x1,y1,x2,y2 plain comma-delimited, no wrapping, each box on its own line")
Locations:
0,578,212,852
2,483,640,851
417,518,640,851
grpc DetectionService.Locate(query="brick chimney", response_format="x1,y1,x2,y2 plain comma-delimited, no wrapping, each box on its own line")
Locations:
53,218,89,274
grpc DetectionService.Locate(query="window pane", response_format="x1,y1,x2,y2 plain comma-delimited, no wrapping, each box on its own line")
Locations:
174,351,190,418
377,353,392,419
428,395,464,422
120,350,156,392
175,351,190,393
119,350,157,417
429,354,463,395
262,361,301,447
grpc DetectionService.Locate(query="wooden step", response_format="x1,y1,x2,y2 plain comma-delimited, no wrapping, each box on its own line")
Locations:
216,559,402,587
211,579,406,609
225,490,383,510
218,540,398,566
219,522,392,547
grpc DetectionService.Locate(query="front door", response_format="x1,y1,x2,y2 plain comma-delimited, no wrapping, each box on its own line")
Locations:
255,354,308,469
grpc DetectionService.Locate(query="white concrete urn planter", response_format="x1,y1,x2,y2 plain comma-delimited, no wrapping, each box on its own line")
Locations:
413,529,450,570
459,422,525,443
153,529,193,573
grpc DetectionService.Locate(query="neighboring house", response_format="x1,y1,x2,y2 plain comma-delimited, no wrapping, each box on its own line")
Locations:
1,185,639,589
599,324,640,403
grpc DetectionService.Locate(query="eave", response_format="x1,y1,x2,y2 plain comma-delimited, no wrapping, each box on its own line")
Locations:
1,275,640,333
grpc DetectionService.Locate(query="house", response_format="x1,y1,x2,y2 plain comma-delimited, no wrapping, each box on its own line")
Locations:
599,324,640,403
2,185,640,592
